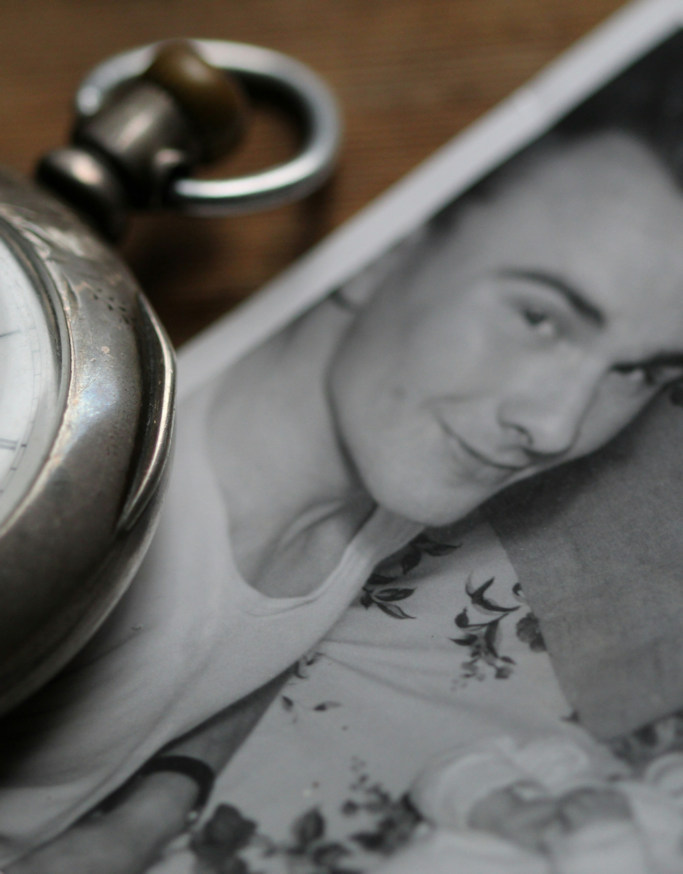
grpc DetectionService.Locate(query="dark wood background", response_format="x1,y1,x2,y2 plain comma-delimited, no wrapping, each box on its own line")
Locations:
0,0,625,346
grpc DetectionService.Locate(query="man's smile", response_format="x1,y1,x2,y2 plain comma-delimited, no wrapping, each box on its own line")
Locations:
435,414,529,481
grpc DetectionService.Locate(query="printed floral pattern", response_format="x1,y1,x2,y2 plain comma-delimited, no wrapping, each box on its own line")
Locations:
186,527,551,874
448,575,545,687
358,533,461,619
290,534,548,718
609,709,683,769
515,611,546,653
451,575,522,684
190,761,421,874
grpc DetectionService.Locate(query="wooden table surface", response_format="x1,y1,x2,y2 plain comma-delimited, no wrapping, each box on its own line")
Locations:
0,0,626,346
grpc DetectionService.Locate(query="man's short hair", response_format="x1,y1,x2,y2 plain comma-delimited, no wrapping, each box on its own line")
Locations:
429,29,683,240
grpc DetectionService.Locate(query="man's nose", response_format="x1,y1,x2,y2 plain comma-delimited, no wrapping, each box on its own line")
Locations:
497,369,599,458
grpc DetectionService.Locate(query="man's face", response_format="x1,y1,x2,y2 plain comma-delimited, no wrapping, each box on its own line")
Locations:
328,132,683,526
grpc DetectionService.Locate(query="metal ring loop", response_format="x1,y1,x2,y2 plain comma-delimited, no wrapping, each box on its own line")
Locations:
76,40,342,216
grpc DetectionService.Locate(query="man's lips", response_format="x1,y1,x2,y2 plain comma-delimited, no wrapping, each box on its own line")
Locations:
455,435,527,473
437,418,528,474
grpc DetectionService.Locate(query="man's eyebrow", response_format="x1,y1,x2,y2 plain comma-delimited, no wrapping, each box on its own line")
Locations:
498,268,606,327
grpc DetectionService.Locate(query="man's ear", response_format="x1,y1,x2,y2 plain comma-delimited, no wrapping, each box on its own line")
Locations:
336,226,429,309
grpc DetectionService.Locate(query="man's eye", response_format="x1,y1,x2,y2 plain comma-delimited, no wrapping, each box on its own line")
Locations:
521,306,557,339
618,365,683,389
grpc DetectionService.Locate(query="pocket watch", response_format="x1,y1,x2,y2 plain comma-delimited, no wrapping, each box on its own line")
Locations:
0,39,340,713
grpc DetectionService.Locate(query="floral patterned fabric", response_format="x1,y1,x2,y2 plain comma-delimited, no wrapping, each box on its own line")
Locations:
149,516,629,874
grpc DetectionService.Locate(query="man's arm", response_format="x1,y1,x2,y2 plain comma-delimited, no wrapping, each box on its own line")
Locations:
6,671,289,874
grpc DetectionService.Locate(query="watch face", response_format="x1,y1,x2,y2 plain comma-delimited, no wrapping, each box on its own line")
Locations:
0,233,61,523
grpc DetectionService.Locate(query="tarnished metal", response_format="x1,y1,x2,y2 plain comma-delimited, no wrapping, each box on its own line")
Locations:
75,39,342,216
38,42,248,239
0,169,175,714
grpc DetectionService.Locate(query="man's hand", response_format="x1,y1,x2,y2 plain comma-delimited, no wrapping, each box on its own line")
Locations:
6,771,197,874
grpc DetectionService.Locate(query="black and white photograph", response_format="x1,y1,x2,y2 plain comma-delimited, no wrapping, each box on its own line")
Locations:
3,1,683,872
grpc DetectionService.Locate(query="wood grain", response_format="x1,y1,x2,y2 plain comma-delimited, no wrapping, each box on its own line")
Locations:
0,0,626,345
